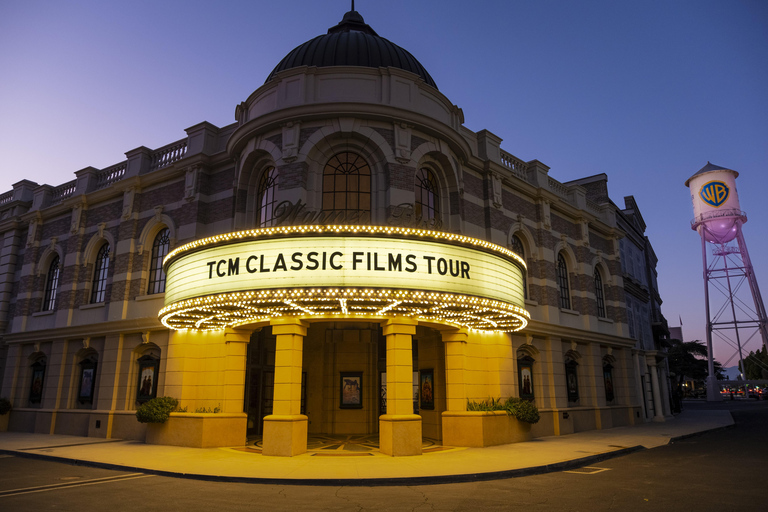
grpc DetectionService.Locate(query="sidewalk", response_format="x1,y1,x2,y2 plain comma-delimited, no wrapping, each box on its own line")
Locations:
0,409,733,486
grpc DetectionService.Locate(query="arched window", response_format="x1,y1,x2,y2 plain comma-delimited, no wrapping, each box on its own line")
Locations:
256,166,278,227
510,235,527,300
594,266,606,317
322,152,371,213
415,168,439,222
91,243,110,303
147,229,170,295
42,256,60,311
557,253,571,310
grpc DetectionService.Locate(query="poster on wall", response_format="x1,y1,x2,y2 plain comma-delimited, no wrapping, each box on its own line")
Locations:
420,369,434,410
565,361,579,402
603,365,615,402
379,372,387,415
340,372,363,409
518,356,535,400
136,355,159,403
29,362,45,404
78,360,97,403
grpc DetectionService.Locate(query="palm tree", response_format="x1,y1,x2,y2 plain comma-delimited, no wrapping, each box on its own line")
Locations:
664,338,723,396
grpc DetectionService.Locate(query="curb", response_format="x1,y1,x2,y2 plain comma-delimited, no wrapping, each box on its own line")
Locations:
669,423,735,443
0,445,645,487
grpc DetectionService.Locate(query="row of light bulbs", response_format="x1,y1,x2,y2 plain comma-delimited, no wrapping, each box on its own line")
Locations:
159,287,530,333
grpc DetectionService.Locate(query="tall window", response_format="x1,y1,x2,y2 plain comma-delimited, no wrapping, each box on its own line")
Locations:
147,229,170,294
557,253,571,310
91,243,110,303
257,166,278,227
510,235,527,300
43,256,60,311
322,152,371,213
594,267,606,317
415,168,439,222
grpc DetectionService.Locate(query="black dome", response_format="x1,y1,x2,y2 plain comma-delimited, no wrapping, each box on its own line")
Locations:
265,11,438,89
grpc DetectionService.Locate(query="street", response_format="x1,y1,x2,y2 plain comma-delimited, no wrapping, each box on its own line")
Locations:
0,401,766,511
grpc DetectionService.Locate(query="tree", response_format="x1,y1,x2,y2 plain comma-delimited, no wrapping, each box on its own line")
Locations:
742,347,768,380
664,338,724,395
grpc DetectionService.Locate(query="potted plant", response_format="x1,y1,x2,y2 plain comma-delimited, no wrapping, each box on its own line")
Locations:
0,397,12,432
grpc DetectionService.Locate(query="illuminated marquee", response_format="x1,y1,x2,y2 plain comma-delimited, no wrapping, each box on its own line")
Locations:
160,225,529,332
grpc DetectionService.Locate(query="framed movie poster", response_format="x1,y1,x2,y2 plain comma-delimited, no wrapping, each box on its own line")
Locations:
419,369,435,410
340,372,363,409
78,358,98,404
517,356,535,400
565,360,579,403
29,360,46,404
379,371,387,415
136,354,159,404
603,364,615,402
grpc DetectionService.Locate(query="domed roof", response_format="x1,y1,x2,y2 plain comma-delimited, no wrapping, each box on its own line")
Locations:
265,10,438,89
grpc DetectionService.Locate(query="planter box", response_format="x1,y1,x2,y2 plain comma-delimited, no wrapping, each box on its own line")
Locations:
145,412,247,448
442,410,532,447
0,413,8,432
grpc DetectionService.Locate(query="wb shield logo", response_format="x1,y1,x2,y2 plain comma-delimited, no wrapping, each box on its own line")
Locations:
700,181,729,207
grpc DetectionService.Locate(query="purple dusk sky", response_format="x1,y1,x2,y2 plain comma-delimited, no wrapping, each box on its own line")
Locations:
1,1,766,366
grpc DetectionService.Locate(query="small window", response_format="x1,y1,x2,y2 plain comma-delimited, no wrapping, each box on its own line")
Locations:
594,267,606,317
322,152,371,213
415,168,439,223
43,256,60,311
557,253,571,310
510,235,527,300
91,243,110,303
147,229,170,295
257,166,279,227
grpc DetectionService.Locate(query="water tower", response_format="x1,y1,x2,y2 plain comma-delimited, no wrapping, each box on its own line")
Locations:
686,162,768,401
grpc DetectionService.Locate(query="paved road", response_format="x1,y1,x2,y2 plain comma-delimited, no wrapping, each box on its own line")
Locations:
1,401,766,511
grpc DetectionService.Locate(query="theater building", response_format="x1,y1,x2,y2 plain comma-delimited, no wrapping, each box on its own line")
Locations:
0,10,647,455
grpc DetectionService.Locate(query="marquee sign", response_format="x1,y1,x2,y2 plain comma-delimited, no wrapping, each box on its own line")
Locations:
160,225,529,332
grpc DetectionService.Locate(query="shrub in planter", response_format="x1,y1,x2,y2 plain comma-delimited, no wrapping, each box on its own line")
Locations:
136,396,179,424
466,396,540,424
504,397,540,424
0,397,11,415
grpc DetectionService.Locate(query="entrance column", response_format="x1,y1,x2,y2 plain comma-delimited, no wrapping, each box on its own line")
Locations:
441,328,468,412
380,317,421,456
647,356,665,422
262,318,308,456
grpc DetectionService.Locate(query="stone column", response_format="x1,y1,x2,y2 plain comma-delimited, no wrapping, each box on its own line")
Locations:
442,328,468,412
379,317,421,456
262,318,308,456
649,361,665,422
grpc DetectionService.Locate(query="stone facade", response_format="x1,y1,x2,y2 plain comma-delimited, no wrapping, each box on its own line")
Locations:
0,12,666,452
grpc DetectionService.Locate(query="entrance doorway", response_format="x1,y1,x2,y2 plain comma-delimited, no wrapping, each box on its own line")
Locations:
244,322,444,442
